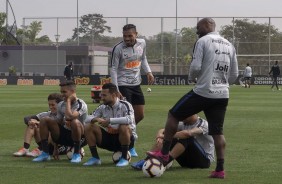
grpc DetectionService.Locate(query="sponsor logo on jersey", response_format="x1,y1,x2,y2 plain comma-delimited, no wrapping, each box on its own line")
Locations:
125,61,141,69
212,78,227,84
212,39,230,46
215,49,230,55
215,63,229,72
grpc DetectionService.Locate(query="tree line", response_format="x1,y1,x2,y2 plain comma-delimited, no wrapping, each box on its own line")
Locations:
1,13,282,65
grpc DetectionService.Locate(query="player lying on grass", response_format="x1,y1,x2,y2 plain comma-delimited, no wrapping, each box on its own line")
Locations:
83,83,137,167
131,114,214,170
33,81,88,163
13,93,68,157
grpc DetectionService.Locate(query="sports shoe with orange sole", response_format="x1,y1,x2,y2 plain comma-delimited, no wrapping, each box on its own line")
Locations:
26,148,42,157
13,147,29,157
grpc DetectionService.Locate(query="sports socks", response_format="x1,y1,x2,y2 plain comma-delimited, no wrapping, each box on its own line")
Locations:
73,141,80,154
89,146,99,159
215,159,224,171
121,145,129,159
23,142,30,149
161,140,172,155
36,141,42,150
41,139,49,153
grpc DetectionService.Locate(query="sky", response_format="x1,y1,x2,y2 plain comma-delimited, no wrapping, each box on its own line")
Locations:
1,0,282,41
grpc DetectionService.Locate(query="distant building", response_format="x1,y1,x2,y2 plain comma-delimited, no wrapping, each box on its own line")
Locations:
0,45,111,76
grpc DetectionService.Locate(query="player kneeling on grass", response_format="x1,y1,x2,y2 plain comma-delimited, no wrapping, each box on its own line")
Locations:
13,93,66,157
33,81,88,163
83,83,137,167
131,114,214,170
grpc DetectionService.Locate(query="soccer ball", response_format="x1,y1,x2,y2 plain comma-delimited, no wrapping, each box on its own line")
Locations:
112,151,131,163
142,158,165,178
66,147,85,160
147,88,152,92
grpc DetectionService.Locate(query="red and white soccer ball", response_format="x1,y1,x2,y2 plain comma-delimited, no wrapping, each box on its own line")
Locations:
142,158,165,178
112,151,131,163
66,147,85,160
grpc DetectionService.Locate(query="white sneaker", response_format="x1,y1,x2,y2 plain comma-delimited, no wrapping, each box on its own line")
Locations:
13,147,29,157
26,148,42,157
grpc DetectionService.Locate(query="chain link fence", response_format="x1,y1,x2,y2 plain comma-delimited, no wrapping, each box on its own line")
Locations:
17,17,282,76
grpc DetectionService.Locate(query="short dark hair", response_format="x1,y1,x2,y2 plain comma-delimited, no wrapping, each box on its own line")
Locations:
59,80,76,90
59,80,75,87
123,24,136,32
48,93,63,103
102,83,118,94
247,63,249,66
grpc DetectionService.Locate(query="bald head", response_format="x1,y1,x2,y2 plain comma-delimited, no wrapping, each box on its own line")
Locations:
196,18,216,38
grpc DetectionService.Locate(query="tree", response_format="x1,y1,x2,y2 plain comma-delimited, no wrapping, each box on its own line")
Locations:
180,27,197,63
16,21,51,45
72,13,111,43
0,12,6,43
220,19,282,55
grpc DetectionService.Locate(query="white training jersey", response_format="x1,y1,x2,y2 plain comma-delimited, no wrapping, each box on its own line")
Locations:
189,32,239,99
110,38,152,87
86,99,137,140
57,98,88,129
178,117,215,162
244,66,252,77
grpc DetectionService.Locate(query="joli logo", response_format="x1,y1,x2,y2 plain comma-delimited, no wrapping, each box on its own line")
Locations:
215,63,229,72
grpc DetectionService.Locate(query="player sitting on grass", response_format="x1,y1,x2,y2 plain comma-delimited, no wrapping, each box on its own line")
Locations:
131,114,214,170
13,93,67,157
33,81,88,163
83,83,137,167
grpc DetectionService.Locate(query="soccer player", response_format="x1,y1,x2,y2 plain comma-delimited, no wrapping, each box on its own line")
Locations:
83,83,137,167
269,60,281,91
13,93,64,157
110,24,154,157
33,81,88,163
131,114,214,170
243,63,252,88
147,18,238,179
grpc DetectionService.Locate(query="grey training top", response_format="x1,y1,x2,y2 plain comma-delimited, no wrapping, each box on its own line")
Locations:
189,32,239,98
57,98,88,130
85,99,137,140
110,38,152,87
178,117,215,162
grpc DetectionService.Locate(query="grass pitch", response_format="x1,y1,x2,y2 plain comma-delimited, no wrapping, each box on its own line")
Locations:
0,85,282,184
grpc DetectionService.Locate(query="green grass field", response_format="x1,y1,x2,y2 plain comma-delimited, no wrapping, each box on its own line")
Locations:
0,85,282,184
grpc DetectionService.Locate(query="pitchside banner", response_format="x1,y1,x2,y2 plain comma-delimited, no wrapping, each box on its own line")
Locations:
0,75,280,85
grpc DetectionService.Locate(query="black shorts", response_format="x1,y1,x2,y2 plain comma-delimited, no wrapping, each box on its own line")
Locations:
169,90,228,135
54,125,87,147
244,77,251,80
171,138,210,168
97,128,134,152
118,85,145,105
